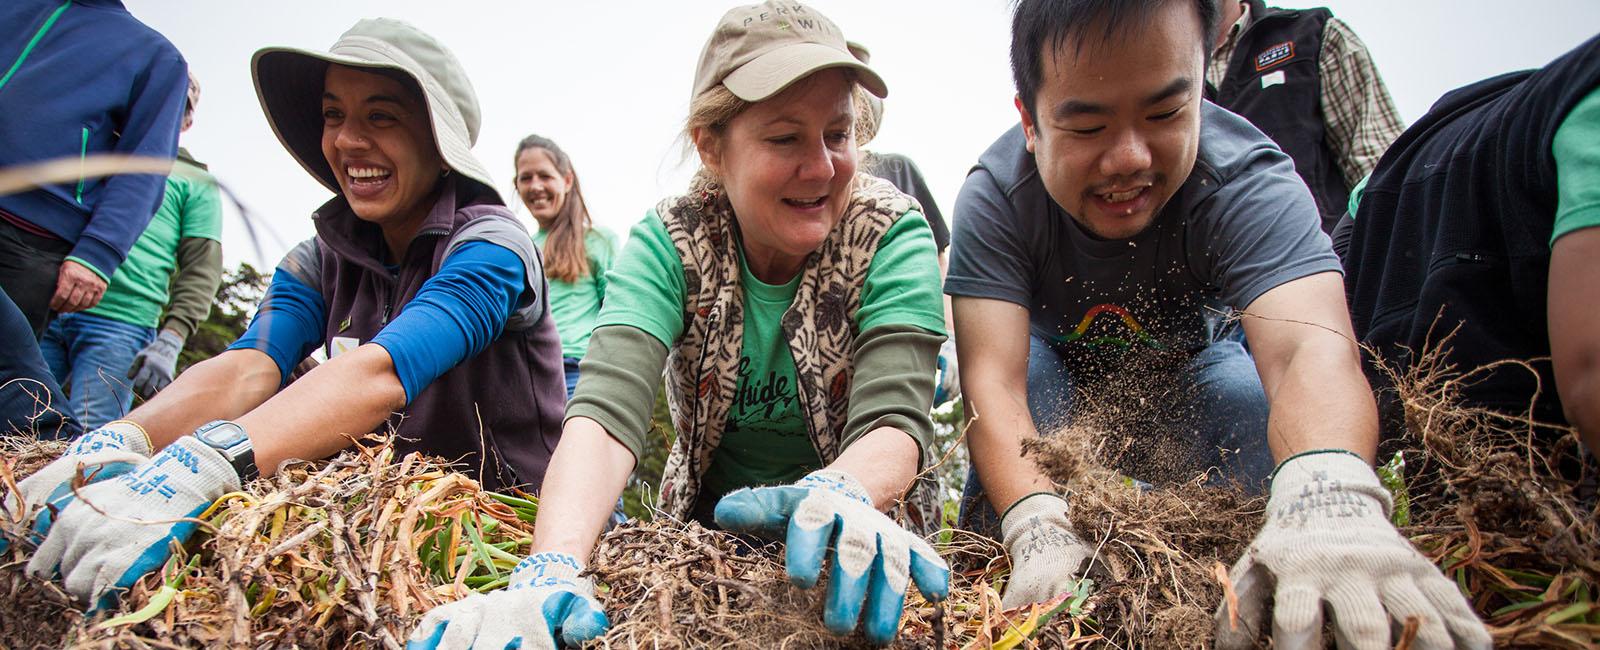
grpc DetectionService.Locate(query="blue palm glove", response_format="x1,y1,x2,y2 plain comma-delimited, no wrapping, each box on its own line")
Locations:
714,469,950,645
1,422,152,553
932,339,959,408
25,436,240,611
408,551,609,649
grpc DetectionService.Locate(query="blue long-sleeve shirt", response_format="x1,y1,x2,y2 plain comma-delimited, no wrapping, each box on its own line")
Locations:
0,0,188,280
229,241,526,404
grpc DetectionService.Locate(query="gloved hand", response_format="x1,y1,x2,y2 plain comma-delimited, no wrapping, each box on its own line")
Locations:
1214,451,1491,650
932,338,960,407
714,469,949,645
26,435,240,611
0,421,152,550
999,492,1097,609
127,329,184,399
407,551,609,649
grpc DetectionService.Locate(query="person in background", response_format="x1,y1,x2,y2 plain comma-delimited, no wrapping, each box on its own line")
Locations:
0,0,187,440
408,2,948,647
0,0,188,334
948,0,1489,647
5,18,567,611
846,40,960,409
1207,0,1404,234
1341,35,1600,461
41,72,226,429
512,134,617,400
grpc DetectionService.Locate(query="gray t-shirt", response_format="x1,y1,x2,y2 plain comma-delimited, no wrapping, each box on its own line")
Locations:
863,152,950,252
946,101,1338,373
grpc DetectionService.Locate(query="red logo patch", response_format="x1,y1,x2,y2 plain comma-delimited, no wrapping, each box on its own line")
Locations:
1254,41,1295,71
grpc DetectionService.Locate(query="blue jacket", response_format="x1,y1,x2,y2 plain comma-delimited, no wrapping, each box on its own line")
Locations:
0,0,187,280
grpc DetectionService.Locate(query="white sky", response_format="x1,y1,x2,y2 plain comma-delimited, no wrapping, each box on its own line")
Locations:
123,0,1600,268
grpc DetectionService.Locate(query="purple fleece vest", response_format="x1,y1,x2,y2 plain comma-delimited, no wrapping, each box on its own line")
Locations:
311,185,566,491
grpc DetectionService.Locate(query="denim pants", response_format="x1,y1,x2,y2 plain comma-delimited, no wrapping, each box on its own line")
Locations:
957,334,1273,538
39,312,156,430
0,283,80,440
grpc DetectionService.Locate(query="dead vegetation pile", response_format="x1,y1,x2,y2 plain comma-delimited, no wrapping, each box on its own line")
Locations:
1,436,541,649
2,339,1596,649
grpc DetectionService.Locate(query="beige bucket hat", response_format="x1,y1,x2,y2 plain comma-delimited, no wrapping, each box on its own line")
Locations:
251,18,500,204
692,0,887,103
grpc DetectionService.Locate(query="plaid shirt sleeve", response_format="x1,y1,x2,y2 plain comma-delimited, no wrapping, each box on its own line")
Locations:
1319,17,1406,188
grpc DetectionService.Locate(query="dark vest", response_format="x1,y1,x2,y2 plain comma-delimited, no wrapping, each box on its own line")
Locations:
1208,0,1347,233
312,183,567,491
1344,34,1600,429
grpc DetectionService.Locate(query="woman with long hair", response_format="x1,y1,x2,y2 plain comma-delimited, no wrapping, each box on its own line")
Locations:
513,135,616,398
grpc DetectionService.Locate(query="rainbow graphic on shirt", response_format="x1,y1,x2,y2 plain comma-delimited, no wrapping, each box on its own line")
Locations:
1049,303,1165,350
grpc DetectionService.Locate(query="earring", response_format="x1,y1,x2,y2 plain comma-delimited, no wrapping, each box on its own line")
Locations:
441,168,452,178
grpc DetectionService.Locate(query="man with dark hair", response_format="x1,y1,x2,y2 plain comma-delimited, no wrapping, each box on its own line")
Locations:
947,0,1490,646
1342,36,1600,459
1208,1,1404,234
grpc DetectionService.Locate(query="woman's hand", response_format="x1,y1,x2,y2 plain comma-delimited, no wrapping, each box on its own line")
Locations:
714,469,949,645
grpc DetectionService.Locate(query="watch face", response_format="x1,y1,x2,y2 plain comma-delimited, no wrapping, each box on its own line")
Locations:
198,421,249,449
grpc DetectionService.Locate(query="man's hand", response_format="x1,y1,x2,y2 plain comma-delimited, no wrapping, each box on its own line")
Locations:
50,260,107,313
128,330,185,399
715,469,950,645
998,492,1097,609
26,436,240,611
1214,452,1490,649
407,552,609,649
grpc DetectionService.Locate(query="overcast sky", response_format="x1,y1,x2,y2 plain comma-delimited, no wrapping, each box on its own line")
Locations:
122,0,1600,268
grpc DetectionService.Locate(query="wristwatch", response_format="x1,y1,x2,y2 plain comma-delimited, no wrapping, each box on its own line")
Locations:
193,420,259,482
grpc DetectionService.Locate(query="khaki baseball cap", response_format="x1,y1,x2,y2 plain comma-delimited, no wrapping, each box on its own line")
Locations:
692,1,887,103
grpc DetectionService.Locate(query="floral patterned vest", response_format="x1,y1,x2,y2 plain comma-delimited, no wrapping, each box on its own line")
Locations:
656,173,941,535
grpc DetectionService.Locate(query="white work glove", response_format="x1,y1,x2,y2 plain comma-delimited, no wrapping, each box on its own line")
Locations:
715,469,950,645
1215,451,1491,650
999,492,1097,609
1,422,152,543
932,338,960,407
407,551,609,649
27,436,240,610
127,329,184,399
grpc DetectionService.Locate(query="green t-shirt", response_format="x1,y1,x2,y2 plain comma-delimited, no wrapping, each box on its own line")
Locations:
595,209,945,493
1552,85,1600,245
88,154,223,329
534,226,617,359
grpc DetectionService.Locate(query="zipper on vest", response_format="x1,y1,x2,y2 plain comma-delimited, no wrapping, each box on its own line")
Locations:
380,268,399,325
0,1,70,94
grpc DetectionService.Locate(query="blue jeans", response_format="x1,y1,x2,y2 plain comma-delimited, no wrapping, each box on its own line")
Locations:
562,356,581,401
0,284,80,440
39,312,156,430
958,335,1273,538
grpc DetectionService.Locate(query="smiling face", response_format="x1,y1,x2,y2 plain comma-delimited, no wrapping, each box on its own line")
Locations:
514,147,572,227
697,68,858,282
1017,0,1205,240
320,65,445,234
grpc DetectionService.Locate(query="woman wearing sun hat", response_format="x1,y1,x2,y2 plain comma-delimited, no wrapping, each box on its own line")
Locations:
409,2,949,648
6,18,568,611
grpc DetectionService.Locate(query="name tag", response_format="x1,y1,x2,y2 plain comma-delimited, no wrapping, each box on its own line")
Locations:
330,336,361,358
1261,70,1287,89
